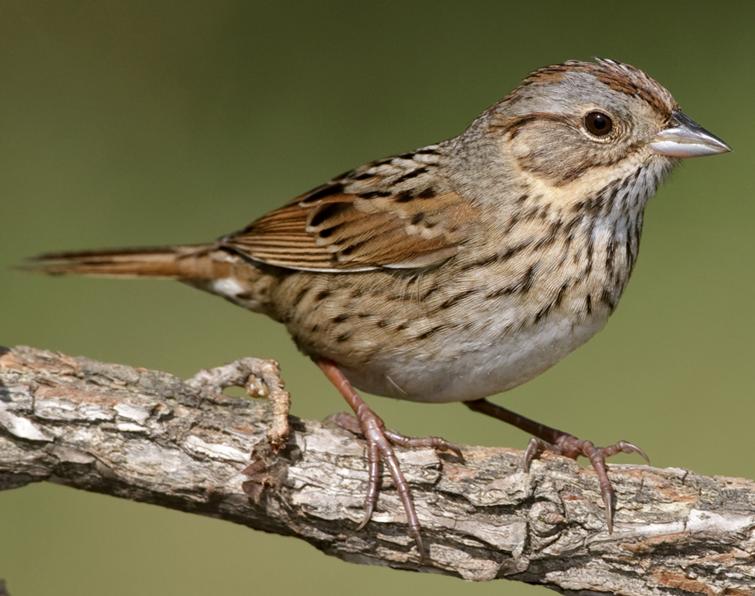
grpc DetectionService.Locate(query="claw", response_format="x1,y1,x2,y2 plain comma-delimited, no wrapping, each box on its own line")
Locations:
522,437,548,472
356,441,381,531
614,440,651,466
524,434,650,533
317,359,456,561
463,399,649,535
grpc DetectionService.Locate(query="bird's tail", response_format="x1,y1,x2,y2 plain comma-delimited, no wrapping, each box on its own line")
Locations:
23,243,280,316
23,244,224,280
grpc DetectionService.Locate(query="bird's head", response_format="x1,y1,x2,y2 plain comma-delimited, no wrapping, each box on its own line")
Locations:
481,59,730,194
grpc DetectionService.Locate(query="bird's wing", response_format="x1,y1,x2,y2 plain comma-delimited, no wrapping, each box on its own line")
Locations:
222,153,477,272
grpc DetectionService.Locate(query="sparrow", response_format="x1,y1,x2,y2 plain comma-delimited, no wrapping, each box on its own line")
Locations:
27,58,731,556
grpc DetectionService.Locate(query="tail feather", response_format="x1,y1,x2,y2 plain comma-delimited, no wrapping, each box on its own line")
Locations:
24,243,278,317
24,245,217,279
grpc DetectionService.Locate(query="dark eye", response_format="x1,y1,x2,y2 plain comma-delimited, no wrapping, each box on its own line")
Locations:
584,111,613,137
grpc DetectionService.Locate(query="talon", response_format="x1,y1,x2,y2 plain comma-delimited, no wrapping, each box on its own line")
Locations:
523,437,548,471
356,441,380,530
465,399,650,534
616,440,651,465
317,359,452,560
525,434,649,533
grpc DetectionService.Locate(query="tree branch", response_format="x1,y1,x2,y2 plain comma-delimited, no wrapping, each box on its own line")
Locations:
0,346,753,595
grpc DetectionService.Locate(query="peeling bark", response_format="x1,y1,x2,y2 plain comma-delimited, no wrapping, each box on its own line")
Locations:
0,345,753,595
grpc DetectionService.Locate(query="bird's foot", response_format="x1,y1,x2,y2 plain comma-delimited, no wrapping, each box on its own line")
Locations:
331,410,461,559
523,435,650,532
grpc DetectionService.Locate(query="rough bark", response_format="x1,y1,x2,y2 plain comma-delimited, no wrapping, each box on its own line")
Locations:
0,346,753,595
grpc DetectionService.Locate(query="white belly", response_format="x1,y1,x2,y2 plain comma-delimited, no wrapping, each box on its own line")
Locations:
340,311,608,403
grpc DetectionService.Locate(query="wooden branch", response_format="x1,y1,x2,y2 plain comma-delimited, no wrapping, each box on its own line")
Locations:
0,346,753,595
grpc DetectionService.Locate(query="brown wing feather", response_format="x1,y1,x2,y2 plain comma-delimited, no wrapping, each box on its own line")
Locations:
223,186,477,272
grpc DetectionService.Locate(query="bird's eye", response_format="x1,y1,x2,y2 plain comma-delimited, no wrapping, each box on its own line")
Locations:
584,111,613,137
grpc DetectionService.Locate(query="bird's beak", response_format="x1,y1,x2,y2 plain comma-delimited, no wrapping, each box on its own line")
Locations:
649,110,731,158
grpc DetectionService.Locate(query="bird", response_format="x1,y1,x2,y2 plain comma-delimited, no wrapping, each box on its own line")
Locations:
26,58,731,557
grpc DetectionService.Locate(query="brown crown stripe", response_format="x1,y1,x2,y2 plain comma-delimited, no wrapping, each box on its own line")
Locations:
516,60,675,117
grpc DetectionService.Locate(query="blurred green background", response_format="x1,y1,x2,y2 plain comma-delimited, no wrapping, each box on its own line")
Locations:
1,1,752,594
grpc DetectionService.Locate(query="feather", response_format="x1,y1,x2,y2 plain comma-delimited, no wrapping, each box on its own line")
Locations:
222,177,478,272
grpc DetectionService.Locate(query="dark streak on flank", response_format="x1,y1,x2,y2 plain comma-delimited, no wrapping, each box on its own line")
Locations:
485,265,535,299
605,237,617,275
420,286,440,300
600,289,616,311
332,313,349,323
415,324,447,340
534,282,569,323
504,213,520,234
462,253,497,270
534,221,563,250
291,288,309,308
625,238,634,269
438,289,477,310
461,240,535,272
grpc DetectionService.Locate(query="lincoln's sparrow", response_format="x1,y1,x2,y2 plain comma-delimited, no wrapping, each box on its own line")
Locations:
28,58,730,556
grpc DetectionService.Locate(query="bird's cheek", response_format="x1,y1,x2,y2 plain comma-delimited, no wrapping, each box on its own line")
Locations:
509,135,590,186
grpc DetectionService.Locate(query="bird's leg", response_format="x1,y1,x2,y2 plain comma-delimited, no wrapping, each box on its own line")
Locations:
317,359,461,558
464,398,649,532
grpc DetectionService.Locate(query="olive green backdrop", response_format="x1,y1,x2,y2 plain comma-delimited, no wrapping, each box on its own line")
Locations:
1,1,752,595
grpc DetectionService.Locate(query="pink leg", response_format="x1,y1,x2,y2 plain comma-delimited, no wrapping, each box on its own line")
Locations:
465,398,648,532
317,359,461,557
